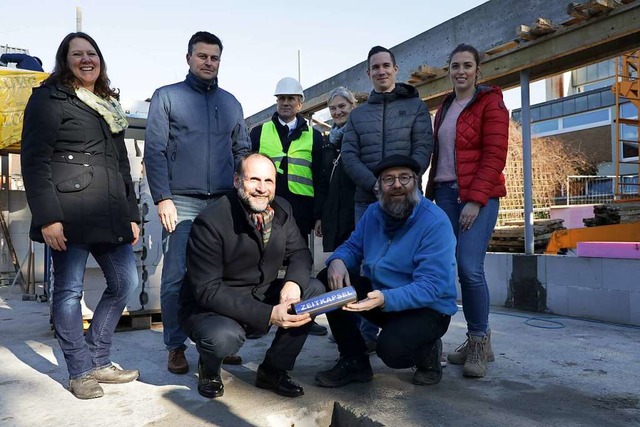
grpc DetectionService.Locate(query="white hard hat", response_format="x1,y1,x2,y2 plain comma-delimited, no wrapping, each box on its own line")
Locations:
274,77,304,101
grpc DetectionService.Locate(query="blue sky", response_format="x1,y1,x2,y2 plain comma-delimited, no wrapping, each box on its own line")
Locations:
1,0,542,116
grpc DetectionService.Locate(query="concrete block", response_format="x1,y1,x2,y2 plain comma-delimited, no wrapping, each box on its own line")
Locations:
566,287,630,324
630,292,640,325
486,253,510,306
602,259,640,292
546,284,569,316
546,256,603,289
537,254,548,285
81,267,151,316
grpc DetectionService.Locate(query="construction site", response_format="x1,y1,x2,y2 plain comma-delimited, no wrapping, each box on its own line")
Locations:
1,0,639,425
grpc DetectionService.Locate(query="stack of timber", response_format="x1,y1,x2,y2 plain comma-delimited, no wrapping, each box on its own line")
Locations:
489,219,565,253
407,65,441,86
516,18,559,41
565,0,620,25
583,203,640,227
484,0,629,57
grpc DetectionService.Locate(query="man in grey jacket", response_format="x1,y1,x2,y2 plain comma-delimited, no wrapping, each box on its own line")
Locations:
144,31,250,375
340,45,434,351
342,45,433,221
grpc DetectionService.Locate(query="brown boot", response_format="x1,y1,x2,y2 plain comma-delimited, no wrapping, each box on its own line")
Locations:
463,334,490,378
93,365,139,383
168,348,189,374
447,330,495,365
68,374,104,399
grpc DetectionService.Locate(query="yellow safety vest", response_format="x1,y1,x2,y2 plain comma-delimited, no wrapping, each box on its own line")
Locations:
258,121,314,196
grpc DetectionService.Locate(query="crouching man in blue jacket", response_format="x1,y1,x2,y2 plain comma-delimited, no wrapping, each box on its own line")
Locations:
315,154,458,387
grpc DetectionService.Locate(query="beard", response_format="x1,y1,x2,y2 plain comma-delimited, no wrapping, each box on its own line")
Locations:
379,186,420,219
237,183,274,213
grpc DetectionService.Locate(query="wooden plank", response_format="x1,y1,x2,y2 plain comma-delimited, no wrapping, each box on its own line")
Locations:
516,25,534,41
517,19,558,41
408,65,442,85
485,40,520,55
568,0,617,19
414,4,640,110
411,65,439,79
530,18,559,37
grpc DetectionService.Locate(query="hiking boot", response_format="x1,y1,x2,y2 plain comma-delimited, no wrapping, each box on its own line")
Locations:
413,339,443,386
315,356,373,388
168,348,189,374
197,358,223,398
447,330,494,365
68,374,104,399
463,334,490,378
93,365,139,384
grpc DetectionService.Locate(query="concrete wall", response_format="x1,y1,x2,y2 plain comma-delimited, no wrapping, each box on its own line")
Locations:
485,253,640,326
8,185,639,325
246,0,574,127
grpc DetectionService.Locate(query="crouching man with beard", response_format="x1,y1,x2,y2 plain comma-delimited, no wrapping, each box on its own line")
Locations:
315,154,458,387
179,153,324,398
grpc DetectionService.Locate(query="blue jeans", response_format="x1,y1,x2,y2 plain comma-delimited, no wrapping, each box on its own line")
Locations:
51,243,137,379
434,183,499,336
353,201,380,343
161,195,219,350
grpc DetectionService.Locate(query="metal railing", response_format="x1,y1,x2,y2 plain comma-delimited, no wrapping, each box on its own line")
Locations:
563,175,639,205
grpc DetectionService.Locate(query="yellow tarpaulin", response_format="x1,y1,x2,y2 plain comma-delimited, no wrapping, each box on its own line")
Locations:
0,68,49,150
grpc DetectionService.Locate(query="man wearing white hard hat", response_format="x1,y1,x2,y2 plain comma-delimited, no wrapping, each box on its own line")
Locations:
250,77,326,336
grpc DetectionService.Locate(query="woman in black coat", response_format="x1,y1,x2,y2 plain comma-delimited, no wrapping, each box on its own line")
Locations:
314,87,357,252
21,32,140,400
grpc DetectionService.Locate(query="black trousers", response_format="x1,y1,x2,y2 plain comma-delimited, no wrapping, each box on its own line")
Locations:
317,268,451,369
188,278,325,374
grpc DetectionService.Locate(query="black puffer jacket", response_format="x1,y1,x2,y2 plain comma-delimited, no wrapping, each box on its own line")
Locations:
341,83,433,203
21,83,140,244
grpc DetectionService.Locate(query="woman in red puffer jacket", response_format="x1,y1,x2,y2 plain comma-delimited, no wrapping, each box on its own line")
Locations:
425,43,509,380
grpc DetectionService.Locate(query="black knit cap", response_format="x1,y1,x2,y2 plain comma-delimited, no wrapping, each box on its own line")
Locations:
372,154,420,177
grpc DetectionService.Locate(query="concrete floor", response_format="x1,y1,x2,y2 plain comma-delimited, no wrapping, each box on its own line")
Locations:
1,284,639,427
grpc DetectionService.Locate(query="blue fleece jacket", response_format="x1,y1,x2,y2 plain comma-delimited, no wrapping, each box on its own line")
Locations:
144,72,250,203
327,195,458,315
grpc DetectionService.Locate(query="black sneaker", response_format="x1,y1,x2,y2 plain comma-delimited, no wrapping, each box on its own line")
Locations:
315,356,373,388
309,321,328,336
413,339,443,386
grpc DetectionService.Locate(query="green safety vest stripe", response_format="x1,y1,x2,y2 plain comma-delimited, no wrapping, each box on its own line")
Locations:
288,157,312,168
258,121,314,196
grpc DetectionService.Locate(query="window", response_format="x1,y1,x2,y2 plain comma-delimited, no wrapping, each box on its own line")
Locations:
562,109,609,128
532,120,559,135
571,59,616,93
619,103,638,161
621,102,638,119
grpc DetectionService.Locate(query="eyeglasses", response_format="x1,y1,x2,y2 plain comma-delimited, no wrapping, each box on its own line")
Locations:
381,174,414,187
